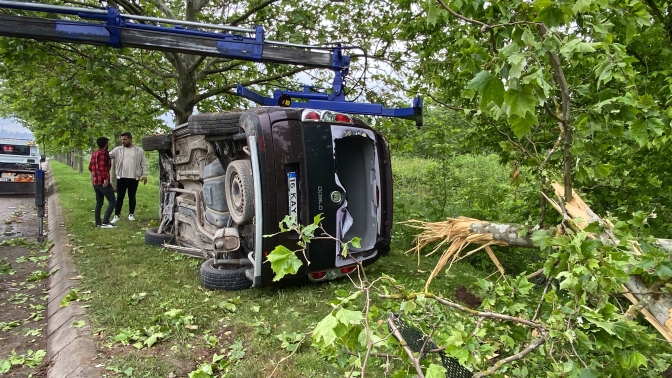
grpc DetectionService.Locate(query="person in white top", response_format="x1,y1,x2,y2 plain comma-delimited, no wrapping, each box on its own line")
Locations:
108,132,148,223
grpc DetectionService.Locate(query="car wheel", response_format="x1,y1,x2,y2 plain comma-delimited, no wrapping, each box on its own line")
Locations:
188,112,242,136
200,259,252,291
225,159,254,225
145,227,174,246
141,134,171,151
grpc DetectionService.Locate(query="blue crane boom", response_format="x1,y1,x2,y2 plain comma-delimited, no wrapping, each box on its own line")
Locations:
0,0,422,125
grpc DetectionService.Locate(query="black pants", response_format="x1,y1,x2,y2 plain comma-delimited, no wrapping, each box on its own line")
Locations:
93,184,117,225
115,178,139,216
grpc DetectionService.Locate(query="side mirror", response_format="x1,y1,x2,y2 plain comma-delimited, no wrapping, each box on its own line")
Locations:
40,155,46,163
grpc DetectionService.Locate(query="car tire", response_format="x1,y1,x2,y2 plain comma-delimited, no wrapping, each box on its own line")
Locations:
145,227,174,246
225,159,254,225
188,112,242,136
200,259,252,291
173,123,190,138
142,134,171,151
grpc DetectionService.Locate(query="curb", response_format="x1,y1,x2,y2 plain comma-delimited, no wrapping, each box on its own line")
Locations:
45,162,102,378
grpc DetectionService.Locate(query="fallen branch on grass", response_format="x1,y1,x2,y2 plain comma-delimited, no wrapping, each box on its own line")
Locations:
402,181,672,344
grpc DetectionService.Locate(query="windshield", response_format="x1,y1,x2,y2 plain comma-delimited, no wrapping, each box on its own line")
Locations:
0,144,32,156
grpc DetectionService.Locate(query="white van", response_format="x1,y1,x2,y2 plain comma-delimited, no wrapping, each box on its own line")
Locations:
0,138,42,194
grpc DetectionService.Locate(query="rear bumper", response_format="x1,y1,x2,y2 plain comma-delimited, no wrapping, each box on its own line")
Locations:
0,181,36,195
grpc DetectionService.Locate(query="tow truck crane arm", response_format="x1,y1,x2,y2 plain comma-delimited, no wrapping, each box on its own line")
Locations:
0,0,422,126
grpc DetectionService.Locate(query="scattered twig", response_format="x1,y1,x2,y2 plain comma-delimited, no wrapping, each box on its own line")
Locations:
266,332,312,378
533,279,552,322
472,335,547,378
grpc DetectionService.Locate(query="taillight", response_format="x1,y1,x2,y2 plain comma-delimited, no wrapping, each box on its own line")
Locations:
340,266,356,274
335,114,352,123
303,111,320,121
311,271,326,279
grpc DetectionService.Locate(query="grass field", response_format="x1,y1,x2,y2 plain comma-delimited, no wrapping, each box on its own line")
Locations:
49,155,512,377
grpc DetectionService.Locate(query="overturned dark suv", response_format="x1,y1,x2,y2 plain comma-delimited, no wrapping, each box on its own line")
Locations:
142,107,393,290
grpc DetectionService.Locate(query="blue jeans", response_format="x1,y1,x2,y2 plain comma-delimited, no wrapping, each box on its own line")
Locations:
93,184,117,225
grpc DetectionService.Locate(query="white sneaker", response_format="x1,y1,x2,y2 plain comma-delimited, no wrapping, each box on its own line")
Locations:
110,215,120,224
101,223,116,229
128,214,135,221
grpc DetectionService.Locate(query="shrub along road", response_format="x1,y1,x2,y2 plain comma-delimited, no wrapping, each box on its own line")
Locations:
0,194,50,377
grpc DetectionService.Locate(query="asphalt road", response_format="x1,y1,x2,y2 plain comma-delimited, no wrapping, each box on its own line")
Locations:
0,194,42,242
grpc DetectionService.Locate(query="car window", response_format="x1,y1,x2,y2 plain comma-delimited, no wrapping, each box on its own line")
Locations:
0,144,31,155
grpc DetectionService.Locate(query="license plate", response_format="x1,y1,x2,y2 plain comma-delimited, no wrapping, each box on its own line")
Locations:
287,172,298,219
0,177,10,182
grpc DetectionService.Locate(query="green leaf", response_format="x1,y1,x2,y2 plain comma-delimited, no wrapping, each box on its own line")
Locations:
509,113,539,139
504,87,537,118
350,237,361,249
144,332,164,348
71,320,86,328
507,53,527,79
427,0,438,26
622,351,647,369
266,245,303,281
302,223,319,238
630,118,664,146
313,314,338,346
335,308,363,325
60,289,78,308
0,359,10,374
594,164,613,177
654,262,672,278
426,364,447,378
467,71,505,109
535,6,567,27
532,0,552,11
572,0,592,14
578,369,599,378
46,78,59,88
522,28,539,49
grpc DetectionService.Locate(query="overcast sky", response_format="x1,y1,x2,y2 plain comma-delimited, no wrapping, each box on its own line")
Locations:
0,117,31,133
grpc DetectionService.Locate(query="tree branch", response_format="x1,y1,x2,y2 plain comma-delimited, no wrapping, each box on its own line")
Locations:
194,66,311,102
472,335,547,378
61,0,99,8
152,0,176,19
197,62,244,79
118,54,177,79
538,24,573,203
387,314,425,378
228,0,281,26
435,0,488,28
380,293,545,329
139,82,170,109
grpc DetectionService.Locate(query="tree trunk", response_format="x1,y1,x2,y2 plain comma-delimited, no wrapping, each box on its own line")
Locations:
78,151,83,174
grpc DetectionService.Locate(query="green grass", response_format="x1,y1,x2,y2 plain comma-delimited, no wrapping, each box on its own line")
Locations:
50,155,525,377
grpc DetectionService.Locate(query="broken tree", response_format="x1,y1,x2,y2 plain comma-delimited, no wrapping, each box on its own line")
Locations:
405,182,672,344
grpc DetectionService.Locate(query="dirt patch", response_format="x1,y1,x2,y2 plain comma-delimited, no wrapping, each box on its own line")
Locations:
455,285,482,309
0,195,49,377
663,366,672,378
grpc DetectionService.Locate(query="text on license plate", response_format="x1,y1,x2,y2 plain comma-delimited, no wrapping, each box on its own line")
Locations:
287,172,297,220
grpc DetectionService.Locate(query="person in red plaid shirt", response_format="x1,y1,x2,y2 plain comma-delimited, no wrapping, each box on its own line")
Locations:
88,137,117,228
